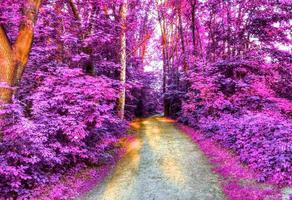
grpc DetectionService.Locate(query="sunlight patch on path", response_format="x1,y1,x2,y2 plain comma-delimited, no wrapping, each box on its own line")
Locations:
91,137,142,200
160,156,187,186
143,122,187,187
82,117,225,200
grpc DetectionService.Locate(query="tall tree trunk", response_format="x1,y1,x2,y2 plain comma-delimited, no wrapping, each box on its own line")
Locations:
0,0,42,103
13,0,42,85
54,2,65,62
0,26,14,103
118,0,128,119
191,0,197,56
226,0,231,58
160,22,169,116
162,25,170,116
156,0,170,116
68,0,98,75
177,1,188,71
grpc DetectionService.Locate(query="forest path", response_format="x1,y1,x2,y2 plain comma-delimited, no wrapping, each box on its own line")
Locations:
82,117,225,200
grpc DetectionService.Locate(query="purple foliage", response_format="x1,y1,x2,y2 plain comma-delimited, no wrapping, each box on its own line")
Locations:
0,68,128,198
0,0,291,198
200,114,292,186
0,0,160,198
178,124,283,200
178,58,292,186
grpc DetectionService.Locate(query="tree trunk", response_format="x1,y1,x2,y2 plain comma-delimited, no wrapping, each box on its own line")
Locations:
156,1,170,116
54,2,65,62
0,0,42,103
118,0,128,119
0,26,14,103
191,0,197,56
177,2,188,71
68,0,81,21
226,0,231,58
161,25,169,116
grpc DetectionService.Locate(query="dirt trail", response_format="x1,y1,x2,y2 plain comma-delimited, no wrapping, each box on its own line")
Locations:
82,117,225,200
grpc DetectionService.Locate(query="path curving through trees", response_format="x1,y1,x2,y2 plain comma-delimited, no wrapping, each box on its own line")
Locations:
82,117,225,200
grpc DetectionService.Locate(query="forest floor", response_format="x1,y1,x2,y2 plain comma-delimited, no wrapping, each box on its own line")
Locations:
81,117,225,200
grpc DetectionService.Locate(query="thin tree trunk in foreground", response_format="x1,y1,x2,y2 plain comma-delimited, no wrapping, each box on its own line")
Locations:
177,1,188,71
118,0,128,119
191,0,197,56
156,2,170,116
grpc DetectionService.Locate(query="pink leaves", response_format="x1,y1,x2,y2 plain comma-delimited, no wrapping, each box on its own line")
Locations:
0,66,128,198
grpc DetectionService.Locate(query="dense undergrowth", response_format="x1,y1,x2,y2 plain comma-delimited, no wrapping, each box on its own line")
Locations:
177,56,292,187
178,124,283,200
0,0,291,199
0,70,127,197
158,0,292,189
0,0,160,198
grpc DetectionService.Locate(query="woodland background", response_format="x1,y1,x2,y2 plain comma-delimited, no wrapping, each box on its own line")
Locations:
0,0,291,198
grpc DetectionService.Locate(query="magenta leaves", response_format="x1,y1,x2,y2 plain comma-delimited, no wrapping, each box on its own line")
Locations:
0,68,128,198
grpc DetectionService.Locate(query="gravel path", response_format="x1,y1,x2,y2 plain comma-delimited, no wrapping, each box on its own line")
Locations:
82,117,225,200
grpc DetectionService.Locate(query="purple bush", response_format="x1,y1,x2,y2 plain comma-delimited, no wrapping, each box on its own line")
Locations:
178,58,292,187
199,114,292,186
0,67,127,198
178,124,282,200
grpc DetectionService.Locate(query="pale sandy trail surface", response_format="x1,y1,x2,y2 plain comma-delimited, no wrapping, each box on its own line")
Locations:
81,117,225,200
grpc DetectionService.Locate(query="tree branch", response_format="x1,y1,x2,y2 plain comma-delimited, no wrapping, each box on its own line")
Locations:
13,0,43,85
68,0,81,21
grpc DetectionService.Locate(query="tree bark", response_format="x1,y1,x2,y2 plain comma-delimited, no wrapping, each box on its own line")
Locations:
0,25,14,103
226,0,231,58
161,24,169,116
0,0,42,103
177,1,188,71
191,0,197,56
118,0,128,119
68,0,81,21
